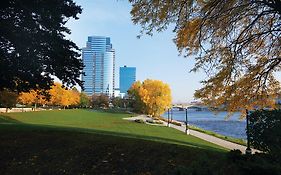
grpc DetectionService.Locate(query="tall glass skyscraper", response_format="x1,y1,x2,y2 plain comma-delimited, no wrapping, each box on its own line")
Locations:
119,66,136,94
82,36,115,96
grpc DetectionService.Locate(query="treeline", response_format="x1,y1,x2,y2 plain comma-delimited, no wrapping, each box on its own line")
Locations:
0,82,130,111
0,83,90,111
18,82,81,109
0,79,173,116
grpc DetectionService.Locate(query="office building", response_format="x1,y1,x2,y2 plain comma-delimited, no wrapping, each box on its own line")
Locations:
119,65,136,94
82,36,115,96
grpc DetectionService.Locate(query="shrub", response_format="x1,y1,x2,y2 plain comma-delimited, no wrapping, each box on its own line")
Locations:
248,109,281,156
171,121,182,126
226,150,281,175
157,116,181,126
145,119,163,125
135,119,145,124
153,120,163,124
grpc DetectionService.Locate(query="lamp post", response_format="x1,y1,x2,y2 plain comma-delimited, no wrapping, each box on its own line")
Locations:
171,107,173,123
185,108,190,135
167,108,170,127
245,109,252,155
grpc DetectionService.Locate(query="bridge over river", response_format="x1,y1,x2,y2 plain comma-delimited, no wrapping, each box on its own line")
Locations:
172,104,208,111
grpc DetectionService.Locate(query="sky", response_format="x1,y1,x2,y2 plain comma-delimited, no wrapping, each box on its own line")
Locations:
66,0,204,103
66,0,280,103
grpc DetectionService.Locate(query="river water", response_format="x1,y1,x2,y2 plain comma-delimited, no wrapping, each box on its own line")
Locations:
163,109,246,139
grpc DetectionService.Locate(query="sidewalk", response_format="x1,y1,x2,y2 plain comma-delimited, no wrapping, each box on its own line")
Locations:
164,121,260,153
124,115,259,153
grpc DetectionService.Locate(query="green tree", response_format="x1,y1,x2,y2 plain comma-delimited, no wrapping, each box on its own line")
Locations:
128,81,146,113
80,92,90,108
111,97,123,108
129,0,281,113
0,89,18,112
0,0,83,92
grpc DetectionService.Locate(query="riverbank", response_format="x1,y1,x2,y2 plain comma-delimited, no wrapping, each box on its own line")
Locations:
158,118,259,153
125,114,258,153
188,125,246,146
163,110,246,139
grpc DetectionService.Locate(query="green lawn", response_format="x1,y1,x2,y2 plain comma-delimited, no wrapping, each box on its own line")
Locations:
1,109,278,174
0,109,224,151
0,109,230,174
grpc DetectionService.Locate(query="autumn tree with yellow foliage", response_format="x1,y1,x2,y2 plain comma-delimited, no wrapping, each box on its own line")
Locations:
129,79,172,117
18,90,47,109
49,83,80,109
129,0,281,114
18,83,80,109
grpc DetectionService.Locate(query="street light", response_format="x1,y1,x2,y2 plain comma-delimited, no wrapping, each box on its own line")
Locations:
245,109,252,155
171,107,173,122
185,108,190,135
167,108,170,127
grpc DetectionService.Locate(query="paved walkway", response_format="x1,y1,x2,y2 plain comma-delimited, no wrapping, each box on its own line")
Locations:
124,115,259,153
123,115,151,122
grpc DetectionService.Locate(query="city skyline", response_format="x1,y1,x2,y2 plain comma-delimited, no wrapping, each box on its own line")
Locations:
66,0,200,103
67,0,281,103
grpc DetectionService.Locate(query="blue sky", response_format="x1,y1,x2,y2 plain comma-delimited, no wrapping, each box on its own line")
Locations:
66,0,204,103
66,0,280,103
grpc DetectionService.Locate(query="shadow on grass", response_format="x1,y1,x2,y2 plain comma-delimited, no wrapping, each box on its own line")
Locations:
0,115,226,153
0,115,23,124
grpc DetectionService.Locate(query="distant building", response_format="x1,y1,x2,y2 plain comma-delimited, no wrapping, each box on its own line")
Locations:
114,88,121,98
113,88,126,99
82,36,115,96
119,65,136,95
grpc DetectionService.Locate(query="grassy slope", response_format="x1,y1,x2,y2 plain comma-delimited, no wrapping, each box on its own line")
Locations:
0,109,233,174
1,109,225,151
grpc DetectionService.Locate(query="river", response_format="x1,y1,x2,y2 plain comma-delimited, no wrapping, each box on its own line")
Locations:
163,109,246,139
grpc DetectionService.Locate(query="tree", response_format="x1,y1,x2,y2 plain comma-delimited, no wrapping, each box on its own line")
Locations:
0,89,18,112
0,0,83,92
79,92,90,108
60,88,80,109
129,79,172,117
18,90,47,109
111,97,123,108
128,81,146,113
129,0,281,113
49,83,64,106
248,109,281,157
48,82,80,108
91,94,109,108
18,91,37,106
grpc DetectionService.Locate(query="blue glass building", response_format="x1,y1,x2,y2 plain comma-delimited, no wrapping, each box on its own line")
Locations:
119,66,136,94
82,36,115,96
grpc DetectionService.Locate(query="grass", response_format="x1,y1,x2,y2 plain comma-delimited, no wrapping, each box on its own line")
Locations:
0,109,226,151
0,109,236,174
